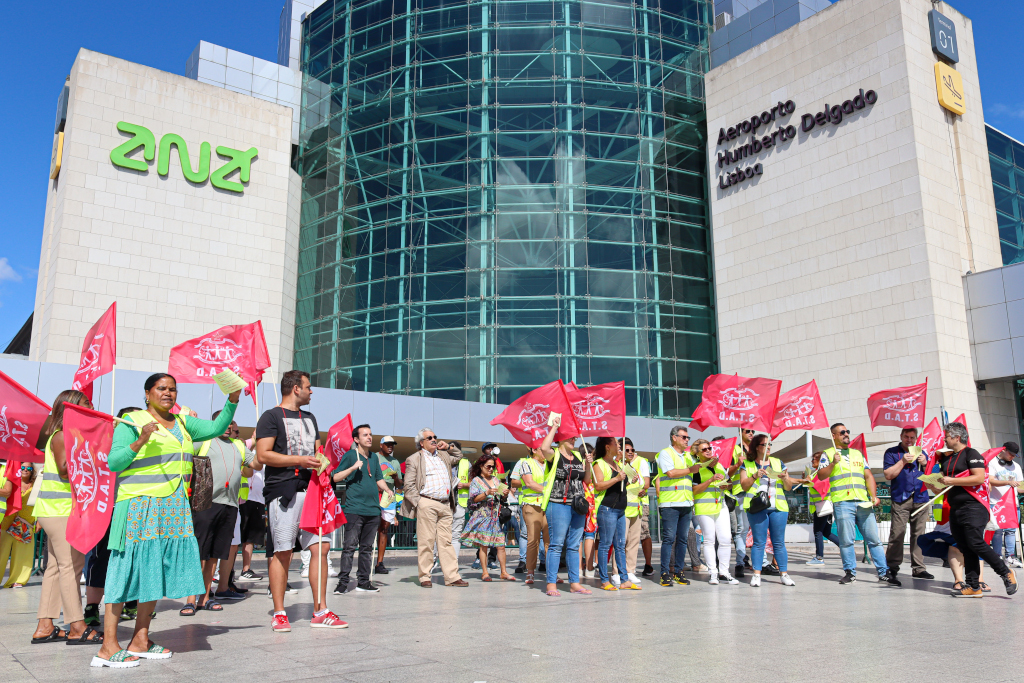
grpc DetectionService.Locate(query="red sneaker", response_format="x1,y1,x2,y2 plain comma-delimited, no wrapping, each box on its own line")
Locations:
271,614,291,632
309,610,348,629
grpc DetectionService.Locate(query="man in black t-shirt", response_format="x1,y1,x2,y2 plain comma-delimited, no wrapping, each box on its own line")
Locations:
255,370,347,631
936,422,1017,597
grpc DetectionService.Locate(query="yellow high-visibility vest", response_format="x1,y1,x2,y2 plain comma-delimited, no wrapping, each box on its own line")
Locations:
516,457,546,506
824,448,868,503
655,447,693,506
35,434,73,518
693,462,728,516
116,411,195,502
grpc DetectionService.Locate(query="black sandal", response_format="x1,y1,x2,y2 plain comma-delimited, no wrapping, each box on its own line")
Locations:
67,626,103,645
31,626,68,644
200,600,223,611
179,603,197,617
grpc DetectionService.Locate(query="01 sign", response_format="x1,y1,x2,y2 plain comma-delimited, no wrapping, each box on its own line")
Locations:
110,121,258,193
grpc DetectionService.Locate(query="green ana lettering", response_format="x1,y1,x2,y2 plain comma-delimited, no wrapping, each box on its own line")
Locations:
109,121,258,193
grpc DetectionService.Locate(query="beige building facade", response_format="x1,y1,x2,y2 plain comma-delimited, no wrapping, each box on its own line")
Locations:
32,49,300,377
705,0,1017,449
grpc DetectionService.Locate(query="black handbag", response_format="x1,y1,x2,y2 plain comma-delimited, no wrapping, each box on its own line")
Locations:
499,504,513,524
746,490,770,514
189,448,214,513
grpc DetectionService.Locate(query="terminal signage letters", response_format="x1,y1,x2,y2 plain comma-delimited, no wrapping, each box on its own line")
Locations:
109,121,258,193
714,88,878,191
928,10,958,64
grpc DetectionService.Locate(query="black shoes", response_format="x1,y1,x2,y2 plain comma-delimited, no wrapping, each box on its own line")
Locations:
839,570,856,585
761,564,781,576
912,570,935,580
660,573,673,587
514,562,527,574
333,582,349,595
734,564,745,579
882,570,902,587
641,564,655,577
239,569,263,580
355,582,379,592
672,572,690,585
375,563,390,574
1004,569,1018,596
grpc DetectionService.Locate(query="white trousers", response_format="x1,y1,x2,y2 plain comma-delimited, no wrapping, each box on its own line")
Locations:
695,509,732,576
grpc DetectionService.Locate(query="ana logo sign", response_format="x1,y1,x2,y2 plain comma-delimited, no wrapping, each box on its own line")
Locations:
191,337,244,377
0,405,30,447
67,437,113,514
110,121,257,194
517,403,551,430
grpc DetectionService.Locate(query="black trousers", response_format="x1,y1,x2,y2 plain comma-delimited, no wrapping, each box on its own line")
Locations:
949,500,1009,588
337,513,379,585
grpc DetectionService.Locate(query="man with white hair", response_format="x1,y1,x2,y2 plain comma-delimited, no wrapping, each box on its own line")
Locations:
401,428,469,587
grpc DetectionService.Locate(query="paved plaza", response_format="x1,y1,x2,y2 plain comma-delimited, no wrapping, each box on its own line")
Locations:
0,547,1018,683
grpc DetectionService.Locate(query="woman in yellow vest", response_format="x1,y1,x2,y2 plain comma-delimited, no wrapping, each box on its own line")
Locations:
739,434,797,587
31,390,98,645
538,421,593,597
690,439,737,585
513,449,550,585
92,373,240,669
0,462,37,588
592,436,640,591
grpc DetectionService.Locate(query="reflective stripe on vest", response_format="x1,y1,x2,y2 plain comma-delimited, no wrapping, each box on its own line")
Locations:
693,463,727,516
0,464,6,515
625,457,644,518
656,447,693,505
116,411,194,502
540,450,581,512
35,434,73,517
826,448,868,502
517,458,545,505
456,459,471,507
197,438,249,500
741,458,789,512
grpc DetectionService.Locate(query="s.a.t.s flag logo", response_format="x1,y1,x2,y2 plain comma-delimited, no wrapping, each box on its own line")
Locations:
168,322,271,406
0,370,53,464
866,380,927,429
62,403,116,554
689,374,782,433
564,381,626,437
490,380,581,448
771,380,828,439
71,302,117,401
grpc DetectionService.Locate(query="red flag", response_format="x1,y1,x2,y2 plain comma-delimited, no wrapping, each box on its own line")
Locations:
3,461,23,519
918,417,945,492
324,415,354,472
849,433,868,466
490,380,581,449
564,381,626,437
811,471,831,501
710,437,737,469
982,447,1005,467
688,374,782,433
866,379,927,429
770,380,829,439
299,470,346,535
71,302,117,401
0,369,53,464
993,493,1019,530
62,403,116,554
167,322,271,406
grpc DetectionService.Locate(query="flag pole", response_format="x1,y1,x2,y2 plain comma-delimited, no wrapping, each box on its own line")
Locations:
318,522,324,612
110,364,116,416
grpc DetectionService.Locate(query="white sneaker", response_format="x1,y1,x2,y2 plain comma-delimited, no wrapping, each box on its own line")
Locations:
723,573,739,585
750,574,761,587
627,573,640,584
213,571,220,582
709,575,719,585
300,568,309,578
610,574,621,586
1010,558,1024,569
328,567,339,578
781,573,796,587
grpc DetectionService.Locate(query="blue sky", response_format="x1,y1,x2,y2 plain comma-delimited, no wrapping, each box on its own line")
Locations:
1,0,1023,349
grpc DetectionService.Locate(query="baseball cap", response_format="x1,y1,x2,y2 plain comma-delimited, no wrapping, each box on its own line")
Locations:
482,442,497,451
1003,441,1020,456
380,436,396,445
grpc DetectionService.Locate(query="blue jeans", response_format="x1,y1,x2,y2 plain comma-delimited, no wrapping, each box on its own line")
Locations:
733,508,748,566
596,506,627,584
748,507,789,572
991,528,1017,558
659,506,692,575
545,502,585,585
834,500,887,576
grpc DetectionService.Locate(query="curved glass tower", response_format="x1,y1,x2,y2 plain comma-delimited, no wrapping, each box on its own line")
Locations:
295,0,716,418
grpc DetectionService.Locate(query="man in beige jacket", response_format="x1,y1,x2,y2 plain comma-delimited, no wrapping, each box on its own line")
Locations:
401,428,469,587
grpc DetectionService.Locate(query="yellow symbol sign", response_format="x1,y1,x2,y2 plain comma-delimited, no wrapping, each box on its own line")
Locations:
935,62,965,115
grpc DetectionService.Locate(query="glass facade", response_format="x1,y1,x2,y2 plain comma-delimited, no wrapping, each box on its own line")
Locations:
986,125,1024,266
294,0,717,418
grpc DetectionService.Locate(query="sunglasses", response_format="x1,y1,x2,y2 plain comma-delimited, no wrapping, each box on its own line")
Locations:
678,435,690,440
837,430,850,436
624,448,635,453
425,437,437,442
743,430,755,435
699,446,712,453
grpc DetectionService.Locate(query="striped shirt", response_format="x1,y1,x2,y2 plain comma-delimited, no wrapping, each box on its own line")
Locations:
420,450,451,499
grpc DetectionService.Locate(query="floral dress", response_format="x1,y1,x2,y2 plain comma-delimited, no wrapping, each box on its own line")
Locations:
461,477,505,548
583,481,598,534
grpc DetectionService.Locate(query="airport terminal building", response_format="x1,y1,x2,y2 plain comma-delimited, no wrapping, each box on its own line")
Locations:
11,0,1023,455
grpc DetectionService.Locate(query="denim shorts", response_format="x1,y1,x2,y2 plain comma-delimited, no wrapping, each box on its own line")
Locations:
584,531,596,540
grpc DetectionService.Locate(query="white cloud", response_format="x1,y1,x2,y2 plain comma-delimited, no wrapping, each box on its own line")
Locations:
989,103,1024,121
0,258,22,283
